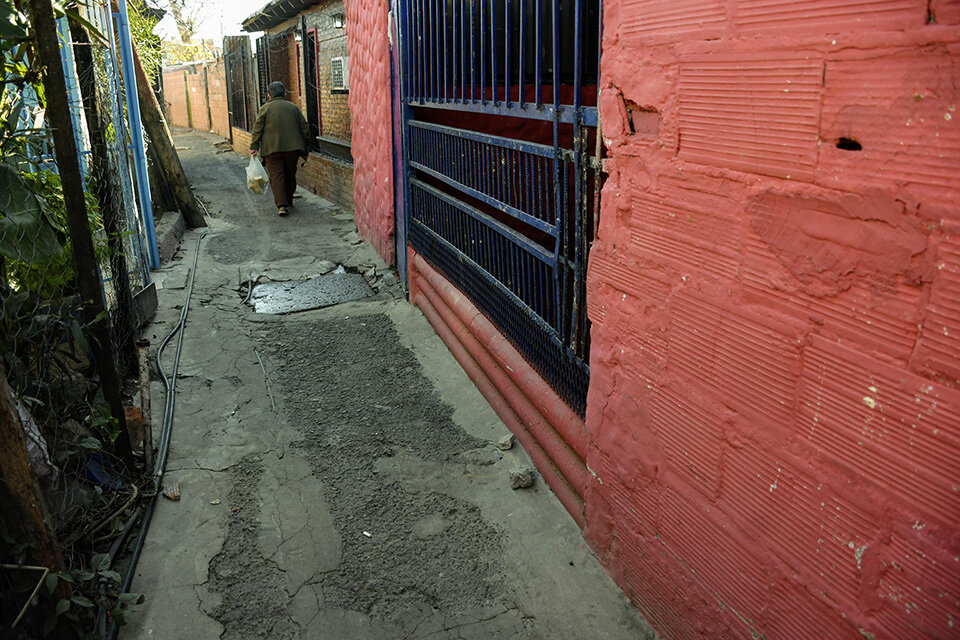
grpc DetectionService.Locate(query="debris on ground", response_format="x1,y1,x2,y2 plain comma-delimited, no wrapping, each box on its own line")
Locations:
497,433,515,451
509,467,536,489
316,259,337,275
162,481,181,501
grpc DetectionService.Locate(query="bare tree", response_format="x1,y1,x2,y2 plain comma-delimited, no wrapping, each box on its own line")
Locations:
164,0,203,43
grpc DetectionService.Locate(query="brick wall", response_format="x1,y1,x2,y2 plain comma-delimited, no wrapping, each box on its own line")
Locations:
162,69,189,128
298,152,354,213
162,60,230,138
206,59,230,138
304,1,351,143
345,0,394,263
186,69,210,131
586,3,960,640
231,127,252,155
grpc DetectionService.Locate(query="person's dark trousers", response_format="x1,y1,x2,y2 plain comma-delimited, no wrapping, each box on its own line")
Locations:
264,151,301,208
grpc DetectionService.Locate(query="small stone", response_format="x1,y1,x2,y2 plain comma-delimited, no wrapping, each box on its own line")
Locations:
380,272,398,288
162,481,181,501
316,260,337,275
496,434,515,451
509,467,535,490
344,231,362,245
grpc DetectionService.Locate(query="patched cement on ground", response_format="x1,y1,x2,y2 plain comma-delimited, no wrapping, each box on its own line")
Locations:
122,129,656,640
249,272,372,314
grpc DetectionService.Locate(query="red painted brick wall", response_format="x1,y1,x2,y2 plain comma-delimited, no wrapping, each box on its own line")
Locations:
186,69,210,131
345,0,394,264
163,60,230,138
162,69,189,128
206,59,231,138
586,3,960,640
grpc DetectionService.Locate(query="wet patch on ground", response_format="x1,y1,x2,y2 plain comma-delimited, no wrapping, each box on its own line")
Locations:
265,315,536,636
250,273,373,314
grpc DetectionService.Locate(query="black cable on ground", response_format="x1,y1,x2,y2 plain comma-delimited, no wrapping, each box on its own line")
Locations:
104,229,207,640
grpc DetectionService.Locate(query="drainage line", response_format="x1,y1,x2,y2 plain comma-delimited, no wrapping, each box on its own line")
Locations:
105,230,206,640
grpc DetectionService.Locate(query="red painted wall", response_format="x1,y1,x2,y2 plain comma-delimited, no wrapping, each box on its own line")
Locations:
162,60,230,138
586,2,960,639
162,69,189,128
345,0,395,265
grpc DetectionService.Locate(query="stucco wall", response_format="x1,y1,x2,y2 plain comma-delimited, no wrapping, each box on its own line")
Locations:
585,3,960,640
345,0,395,264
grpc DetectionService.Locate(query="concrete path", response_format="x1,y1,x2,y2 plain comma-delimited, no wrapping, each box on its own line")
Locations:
123,129,655,639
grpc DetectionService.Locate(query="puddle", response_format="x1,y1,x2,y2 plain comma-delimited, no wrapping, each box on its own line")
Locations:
249,272,373,314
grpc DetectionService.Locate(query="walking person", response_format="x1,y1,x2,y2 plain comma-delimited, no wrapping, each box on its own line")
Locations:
250,81,310,216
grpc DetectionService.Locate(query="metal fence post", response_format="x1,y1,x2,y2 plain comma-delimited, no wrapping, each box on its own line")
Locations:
70,19,138,372
25,0,134,465
113,0,161,269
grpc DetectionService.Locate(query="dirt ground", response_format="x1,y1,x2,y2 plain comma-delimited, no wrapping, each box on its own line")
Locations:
123,129,655,639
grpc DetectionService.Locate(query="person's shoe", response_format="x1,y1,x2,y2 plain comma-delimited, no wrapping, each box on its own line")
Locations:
277,206,288,217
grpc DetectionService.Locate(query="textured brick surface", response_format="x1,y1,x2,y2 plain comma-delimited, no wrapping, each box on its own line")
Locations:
588,3,960,639
162,59,230,137
297,153,354,213
305,3,352,143
162,69,189,128
345,0,395,264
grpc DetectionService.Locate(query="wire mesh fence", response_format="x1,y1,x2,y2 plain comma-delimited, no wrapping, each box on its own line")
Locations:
1,0,156,634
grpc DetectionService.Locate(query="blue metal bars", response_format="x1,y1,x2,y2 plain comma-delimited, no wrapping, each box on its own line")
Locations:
399,0,601,415
403,0,598,125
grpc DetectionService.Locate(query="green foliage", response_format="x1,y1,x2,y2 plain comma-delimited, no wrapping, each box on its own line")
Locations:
2,166,108,299
127,2,161,79
37,565,144,637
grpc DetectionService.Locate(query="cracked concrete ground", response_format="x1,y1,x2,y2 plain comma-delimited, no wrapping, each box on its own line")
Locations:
123,129,655,639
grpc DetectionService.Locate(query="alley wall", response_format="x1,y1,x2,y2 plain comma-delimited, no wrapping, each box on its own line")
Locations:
585,3,960,640
161,60,230,138
345,0,395,264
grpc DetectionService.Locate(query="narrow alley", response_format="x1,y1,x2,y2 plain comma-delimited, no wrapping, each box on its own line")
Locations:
123,129,654,639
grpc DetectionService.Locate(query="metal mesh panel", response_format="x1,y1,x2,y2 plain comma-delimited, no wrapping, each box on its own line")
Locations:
399,0,602,416
410,218,589,416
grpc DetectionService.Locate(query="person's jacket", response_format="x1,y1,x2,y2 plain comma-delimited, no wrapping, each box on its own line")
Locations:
250,98,310,158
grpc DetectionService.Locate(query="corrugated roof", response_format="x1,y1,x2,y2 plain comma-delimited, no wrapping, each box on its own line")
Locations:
241,0,318,32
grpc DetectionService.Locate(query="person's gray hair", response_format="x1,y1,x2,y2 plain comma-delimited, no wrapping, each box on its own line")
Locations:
267,81,286,98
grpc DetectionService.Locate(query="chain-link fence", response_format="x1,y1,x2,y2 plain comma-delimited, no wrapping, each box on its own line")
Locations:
1,0,155,634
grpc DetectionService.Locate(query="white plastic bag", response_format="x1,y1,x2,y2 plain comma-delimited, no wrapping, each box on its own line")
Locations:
246,157,269,194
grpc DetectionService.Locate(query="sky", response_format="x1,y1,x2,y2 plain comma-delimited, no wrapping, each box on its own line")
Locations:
153,0,267,44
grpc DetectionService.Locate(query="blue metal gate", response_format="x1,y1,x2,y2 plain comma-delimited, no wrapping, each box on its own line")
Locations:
395,0,602,415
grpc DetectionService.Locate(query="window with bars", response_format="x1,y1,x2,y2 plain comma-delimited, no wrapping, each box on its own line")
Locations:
331,56,348,92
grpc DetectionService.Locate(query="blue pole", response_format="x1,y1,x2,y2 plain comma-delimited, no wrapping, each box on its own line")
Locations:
114,0,160,269
57,17,89,180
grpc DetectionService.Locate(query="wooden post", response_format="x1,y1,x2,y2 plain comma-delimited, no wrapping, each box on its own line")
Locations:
26,0,134,466
70,20,137,374
146,140,178,214
122,9,206,228
0,366,64,575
